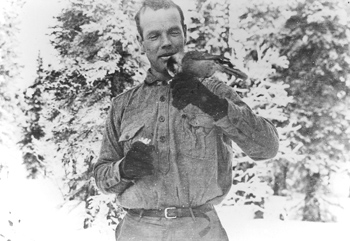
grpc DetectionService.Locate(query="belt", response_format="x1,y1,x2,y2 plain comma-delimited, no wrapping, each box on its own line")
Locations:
127,203,213,237
127,203,213,220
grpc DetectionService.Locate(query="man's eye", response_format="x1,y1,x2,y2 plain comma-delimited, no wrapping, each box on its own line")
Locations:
170,31,180,36
148,35,158,40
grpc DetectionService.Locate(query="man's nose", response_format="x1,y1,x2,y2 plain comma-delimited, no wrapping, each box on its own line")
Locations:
160,34,172,49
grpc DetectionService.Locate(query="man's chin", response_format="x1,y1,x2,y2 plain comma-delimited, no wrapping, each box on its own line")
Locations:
150,66,172,79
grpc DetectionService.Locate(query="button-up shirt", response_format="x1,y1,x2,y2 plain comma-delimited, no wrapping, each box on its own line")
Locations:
93,70,279,209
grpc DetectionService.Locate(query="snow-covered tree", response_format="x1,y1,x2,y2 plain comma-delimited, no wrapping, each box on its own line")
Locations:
0,0,23,147
20,0,144,230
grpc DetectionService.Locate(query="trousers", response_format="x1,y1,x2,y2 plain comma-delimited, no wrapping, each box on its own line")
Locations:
115,208,229,241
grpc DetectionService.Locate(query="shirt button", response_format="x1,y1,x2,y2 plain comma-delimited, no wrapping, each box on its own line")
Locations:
181,114,187,119
160,96,166,102
159,116,165,122
160,136,166,143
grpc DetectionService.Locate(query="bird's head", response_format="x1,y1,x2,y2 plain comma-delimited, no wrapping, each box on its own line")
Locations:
166,52,184,77
166,51,204,77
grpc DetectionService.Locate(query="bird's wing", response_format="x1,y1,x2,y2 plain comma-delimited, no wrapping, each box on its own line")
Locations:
191,53,222,61
195,54,248,80
192,54,235,68
185,52,248,80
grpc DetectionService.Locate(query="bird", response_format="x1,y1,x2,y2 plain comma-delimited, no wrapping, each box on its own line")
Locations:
166,51,248,80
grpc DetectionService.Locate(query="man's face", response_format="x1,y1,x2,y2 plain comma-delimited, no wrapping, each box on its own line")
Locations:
138,7,186,79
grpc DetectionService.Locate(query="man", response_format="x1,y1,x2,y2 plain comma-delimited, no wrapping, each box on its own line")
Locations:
94,0,279,240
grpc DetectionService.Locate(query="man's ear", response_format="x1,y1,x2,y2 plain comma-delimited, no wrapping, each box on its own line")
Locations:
137,34,145,53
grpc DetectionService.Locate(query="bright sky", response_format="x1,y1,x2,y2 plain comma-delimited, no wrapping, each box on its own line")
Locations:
17,0,68,88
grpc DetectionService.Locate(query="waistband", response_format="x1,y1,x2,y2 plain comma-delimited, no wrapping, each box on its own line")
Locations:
127,203,214,220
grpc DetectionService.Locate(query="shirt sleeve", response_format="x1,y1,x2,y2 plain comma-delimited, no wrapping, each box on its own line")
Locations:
93,97,133,195
205,77,279,161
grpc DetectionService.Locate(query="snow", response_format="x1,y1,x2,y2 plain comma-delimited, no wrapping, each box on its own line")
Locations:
1,144,349,241
217,206,349,241
1,161,349,241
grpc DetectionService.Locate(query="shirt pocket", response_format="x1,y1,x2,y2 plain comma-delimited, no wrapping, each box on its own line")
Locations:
119,122,145,154
180,112,217,160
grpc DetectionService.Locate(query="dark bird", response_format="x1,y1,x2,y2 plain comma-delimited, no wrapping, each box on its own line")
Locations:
166,51,248,80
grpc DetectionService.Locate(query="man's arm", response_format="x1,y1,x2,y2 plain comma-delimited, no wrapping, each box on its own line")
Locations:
207,77,279,160
171,75,279,161
93,100,132,195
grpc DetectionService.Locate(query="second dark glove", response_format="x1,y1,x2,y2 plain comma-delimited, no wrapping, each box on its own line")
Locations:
120,141,155,180
170,73,228,121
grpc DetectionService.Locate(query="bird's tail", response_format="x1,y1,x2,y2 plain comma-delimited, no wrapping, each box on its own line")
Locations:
221,65,248,80
216,56,235,68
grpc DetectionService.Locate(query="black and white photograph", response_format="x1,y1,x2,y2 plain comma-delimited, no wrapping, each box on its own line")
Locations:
1,0,349,240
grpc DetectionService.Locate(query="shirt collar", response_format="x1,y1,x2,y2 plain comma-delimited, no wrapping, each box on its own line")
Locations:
144,69,171,86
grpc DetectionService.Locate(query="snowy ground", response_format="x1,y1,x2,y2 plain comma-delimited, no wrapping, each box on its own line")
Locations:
2,176,349,241
1,145,349,241
217,206,349,241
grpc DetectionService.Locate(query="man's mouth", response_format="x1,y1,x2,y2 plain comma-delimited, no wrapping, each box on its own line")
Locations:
159,52,176,61
160,56,172,61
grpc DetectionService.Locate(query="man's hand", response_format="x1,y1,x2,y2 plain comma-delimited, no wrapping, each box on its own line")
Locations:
170,73,228,121
120,141,155,180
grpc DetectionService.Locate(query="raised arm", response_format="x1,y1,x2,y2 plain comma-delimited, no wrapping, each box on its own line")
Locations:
170,74,279,161
207,77,279,160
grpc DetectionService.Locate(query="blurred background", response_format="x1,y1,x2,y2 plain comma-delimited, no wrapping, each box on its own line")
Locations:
1,0,349,240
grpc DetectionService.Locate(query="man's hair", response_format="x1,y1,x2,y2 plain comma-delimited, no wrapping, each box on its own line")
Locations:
135,0,185,39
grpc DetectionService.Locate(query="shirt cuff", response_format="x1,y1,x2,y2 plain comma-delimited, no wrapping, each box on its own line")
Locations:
214,98,240,129
103,158,134,194
114,157,134,183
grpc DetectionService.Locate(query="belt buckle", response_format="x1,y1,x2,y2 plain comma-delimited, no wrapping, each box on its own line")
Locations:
164,207,177,219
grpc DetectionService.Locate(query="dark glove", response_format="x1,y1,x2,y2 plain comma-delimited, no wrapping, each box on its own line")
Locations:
170,73,228,121
120,141,155,180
